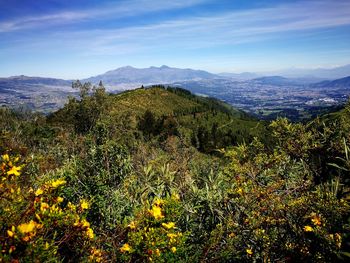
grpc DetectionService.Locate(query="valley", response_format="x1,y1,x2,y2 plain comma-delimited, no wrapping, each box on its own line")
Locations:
1,66,349,121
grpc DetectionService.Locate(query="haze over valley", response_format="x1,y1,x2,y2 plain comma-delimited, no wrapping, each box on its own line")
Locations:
1,65,350,120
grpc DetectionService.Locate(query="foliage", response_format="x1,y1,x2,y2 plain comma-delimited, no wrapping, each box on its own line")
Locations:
0,153,102,262
1,87,349,262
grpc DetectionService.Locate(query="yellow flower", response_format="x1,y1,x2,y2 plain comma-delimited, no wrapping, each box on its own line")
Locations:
35,188,44,196
311,214,322,226
167,233,177,238
18,220,36,234
7,165,21,176
86,228,94,239
2,154,10,162
155,248,161,256
154,198,164,206
120,243,132,253
67,202,76,211
246,248,253,255
80,199,89,210
303,225,313,232
171,247,177,253
128,221,136,229
57,196,64,203
40,202,49,212
162,222,175,229
228,232,235,238
149,205,164,220
81,219,91,228
50,179,66,188
7,230,14,237
335,233,342,248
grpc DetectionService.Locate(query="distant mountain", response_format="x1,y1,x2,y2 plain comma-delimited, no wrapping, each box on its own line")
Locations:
84,65,218,87
267,64,350,79
0,75,70,87
218,72,259,80
252,76,296,86
312,76,350,88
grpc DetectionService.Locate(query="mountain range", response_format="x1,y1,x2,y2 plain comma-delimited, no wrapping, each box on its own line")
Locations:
85,65,218,87
2,64,350,91
1,65,350,120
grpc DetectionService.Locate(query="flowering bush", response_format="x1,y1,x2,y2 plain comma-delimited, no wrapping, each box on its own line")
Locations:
0,153,103,262
118,196,189,262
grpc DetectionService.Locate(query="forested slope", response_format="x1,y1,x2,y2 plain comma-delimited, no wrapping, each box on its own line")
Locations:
0,82,349,262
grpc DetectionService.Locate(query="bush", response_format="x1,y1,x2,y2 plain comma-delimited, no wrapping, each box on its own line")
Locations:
0,153,103,262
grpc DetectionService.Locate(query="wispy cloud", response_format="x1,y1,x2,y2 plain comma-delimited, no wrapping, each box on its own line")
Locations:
1,0,349,77
0,0,207,33
57,0,350,55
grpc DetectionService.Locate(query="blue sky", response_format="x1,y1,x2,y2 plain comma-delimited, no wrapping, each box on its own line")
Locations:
0,0,350,78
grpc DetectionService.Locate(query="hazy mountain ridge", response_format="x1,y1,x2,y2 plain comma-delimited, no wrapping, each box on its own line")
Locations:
85,65,218,86
311,76,350,88
1,65,350,120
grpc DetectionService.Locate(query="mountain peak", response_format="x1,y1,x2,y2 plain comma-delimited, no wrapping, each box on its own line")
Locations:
85,65,218,86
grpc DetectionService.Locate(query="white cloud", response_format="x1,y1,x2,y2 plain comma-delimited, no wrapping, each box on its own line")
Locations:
62,0,350,55
0,0,207,33
2,0,350,58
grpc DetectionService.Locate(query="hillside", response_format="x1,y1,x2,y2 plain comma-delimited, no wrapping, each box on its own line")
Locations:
1,68,350,122
50,85,266,153
312,76,350,88
0,82,350,262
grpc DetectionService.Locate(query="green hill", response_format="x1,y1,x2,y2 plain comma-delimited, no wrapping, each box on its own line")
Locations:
1,81,349,262
49,84,268,152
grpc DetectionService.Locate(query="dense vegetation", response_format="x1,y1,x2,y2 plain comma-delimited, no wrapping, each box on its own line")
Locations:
0,82,349,262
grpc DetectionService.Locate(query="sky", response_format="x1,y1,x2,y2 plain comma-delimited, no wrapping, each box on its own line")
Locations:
0,0,350,79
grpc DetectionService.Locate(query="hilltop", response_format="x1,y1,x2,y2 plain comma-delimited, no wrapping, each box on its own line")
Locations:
50,85,266,153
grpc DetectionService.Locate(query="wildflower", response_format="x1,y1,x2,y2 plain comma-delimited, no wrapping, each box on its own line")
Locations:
311,213,322,226
167,233,177,238
155,248,161,256
18,220,36,234
86,228,94,239
81,219,91,228
40,202,49,212
171,247,177,253
120,243,132,253
35,188,44,196
67,202,76,211
57,196,64,203
228,232,235,238
149,205,164,220
172,193,180,200
7,165,21,176
128,221,136,229
246,248,253,255
162,222,175,229
90,247,103,262
80,199,89,210
303,225,313,232
335,233,342,248
154,198,164,206
2,154,9,162
50,179,66,188
7,230,14,237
